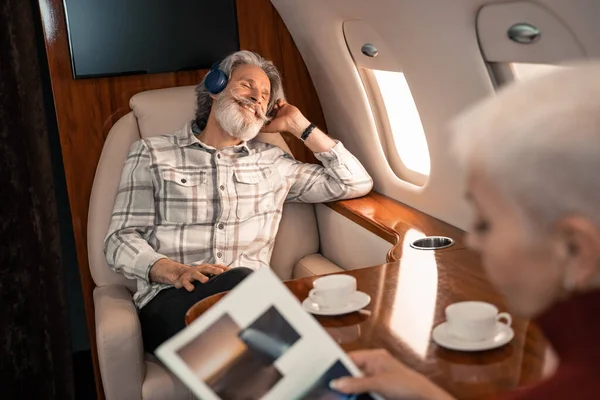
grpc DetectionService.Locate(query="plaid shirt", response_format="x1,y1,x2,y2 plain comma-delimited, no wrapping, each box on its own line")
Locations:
104,122,373,309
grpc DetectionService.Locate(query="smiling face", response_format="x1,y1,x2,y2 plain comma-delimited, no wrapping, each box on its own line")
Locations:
212,64,272,141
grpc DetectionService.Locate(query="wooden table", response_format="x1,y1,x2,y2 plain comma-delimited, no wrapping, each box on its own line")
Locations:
186,249,551,399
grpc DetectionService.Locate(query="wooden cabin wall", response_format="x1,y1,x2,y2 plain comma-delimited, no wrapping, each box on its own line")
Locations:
36,0,326,397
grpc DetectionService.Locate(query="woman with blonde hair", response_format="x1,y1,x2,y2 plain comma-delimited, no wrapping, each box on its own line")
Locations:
331,62,600,399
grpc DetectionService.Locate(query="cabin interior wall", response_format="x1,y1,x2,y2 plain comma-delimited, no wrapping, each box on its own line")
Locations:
315,204,391,269
271,0,600,232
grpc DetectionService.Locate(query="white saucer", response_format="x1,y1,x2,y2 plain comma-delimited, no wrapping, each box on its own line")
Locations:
301,291,371,316
432,322,514,352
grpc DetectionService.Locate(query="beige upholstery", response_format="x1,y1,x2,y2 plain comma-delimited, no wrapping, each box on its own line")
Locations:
88,85,344,400
292,253,346,279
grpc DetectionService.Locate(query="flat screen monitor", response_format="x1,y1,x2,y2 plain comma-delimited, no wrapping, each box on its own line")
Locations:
63,0,240,78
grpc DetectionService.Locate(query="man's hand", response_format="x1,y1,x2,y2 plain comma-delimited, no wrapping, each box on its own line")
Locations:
329,349,455,400
149,258,229,291
261,99,310,138
261,98,336,152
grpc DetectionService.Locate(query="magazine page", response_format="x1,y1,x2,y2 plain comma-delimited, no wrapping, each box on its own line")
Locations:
155,267,382,400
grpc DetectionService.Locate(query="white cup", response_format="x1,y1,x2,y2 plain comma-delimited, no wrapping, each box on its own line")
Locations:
308,275,356,309
445,301,512,342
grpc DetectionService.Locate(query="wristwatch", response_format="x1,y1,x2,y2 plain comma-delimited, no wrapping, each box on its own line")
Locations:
300,123,317,142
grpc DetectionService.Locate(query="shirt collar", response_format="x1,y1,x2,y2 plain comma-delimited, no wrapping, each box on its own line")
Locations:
176,120,250,154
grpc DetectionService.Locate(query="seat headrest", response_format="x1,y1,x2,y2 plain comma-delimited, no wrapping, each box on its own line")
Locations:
130,85,197,138
129,85,293,154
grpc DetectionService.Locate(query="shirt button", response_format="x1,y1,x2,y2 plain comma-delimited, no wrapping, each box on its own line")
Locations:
217,252,223,258
220,185,225,191
180,178,187,184
218,223,224,230
217,153,221,159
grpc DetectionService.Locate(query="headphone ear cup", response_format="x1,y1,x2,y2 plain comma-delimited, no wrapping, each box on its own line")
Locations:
205,68,228,94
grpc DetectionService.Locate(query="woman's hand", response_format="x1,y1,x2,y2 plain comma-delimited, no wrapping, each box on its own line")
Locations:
330,349,455,400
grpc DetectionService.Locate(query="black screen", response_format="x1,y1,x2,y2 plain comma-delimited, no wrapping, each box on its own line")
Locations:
63,0,240,78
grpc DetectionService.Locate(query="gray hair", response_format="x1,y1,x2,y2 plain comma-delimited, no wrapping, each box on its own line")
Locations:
194,50,285,131
450,61,600,231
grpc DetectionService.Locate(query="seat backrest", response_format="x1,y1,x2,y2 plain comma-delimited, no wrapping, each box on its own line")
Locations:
88,86,319,289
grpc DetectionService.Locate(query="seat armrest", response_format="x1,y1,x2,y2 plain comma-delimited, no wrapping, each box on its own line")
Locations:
94,285,145,400
292,253,345,279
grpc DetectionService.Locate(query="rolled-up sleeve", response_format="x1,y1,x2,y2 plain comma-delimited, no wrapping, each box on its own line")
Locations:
103,140,165,283
277,140,373,203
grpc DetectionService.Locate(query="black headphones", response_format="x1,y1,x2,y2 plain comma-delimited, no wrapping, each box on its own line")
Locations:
204,61,228,94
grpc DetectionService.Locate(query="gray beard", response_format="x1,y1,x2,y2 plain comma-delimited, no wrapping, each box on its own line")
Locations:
213,95,263,142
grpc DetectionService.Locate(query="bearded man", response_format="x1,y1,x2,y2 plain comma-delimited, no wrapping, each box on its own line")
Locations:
104,50,373,352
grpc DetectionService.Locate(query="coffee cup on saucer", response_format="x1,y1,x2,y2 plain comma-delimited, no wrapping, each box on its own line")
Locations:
445,301,512,342
302,275,371,316
308,275,356,309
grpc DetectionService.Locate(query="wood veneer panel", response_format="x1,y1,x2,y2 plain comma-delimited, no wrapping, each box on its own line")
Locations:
326,191,467,261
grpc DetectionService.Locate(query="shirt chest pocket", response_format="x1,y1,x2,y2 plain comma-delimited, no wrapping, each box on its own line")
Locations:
234,168,275,220
161,169,208,223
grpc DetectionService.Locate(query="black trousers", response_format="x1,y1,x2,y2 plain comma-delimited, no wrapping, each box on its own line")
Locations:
139,267,254,353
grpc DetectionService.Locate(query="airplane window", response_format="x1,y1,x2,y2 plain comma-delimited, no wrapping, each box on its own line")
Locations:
372,70,431,176
510,63,565,81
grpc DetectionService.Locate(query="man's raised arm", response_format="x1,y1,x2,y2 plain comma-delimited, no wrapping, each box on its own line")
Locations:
263,99,373,203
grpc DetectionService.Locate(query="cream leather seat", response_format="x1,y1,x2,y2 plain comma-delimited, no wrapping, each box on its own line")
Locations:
87,86,344,400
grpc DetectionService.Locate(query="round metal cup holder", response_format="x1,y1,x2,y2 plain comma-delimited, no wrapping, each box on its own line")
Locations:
410,236,455,250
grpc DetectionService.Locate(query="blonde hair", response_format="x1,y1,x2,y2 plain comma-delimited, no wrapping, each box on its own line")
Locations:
450,61,600,230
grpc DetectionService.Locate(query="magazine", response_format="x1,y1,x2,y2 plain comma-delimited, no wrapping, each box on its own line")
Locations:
156,267,383,400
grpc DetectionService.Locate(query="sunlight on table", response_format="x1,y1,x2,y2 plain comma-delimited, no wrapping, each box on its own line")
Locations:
388,229,439,359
